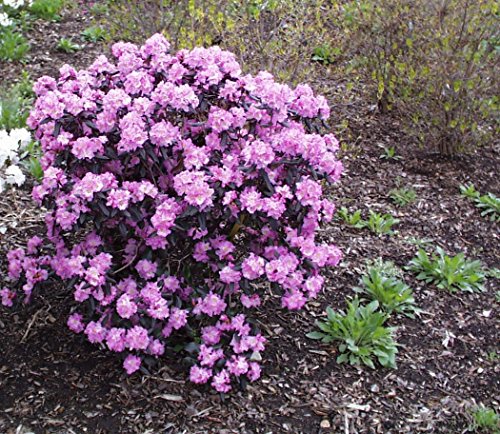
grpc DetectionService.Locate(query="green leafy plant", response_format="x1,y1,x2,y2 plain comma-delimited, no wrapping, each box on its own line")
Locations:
487,351,499,362
19,141,43,181
390,187,417,207
337,208,399,235
29,0,64,21
14,70,35,100
460,184,500,222
404,237,434,249
486,268,500,279
307,298,398,369
242,0,280,20
355,266,420,318
460,183,480,200
407,247,486,293
364,211,399,235
0,28,29,61
337,206,365,228
379,146,402,161
495,291,500,303
312,44,340,64
0,75,34,130
89,2,109,16
81,25,107,43
57,37,80,53
469,405,500,433
475,193,500,222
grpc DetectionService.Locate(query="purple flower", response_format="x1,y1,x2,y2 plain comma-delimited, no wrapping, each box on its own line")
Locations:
106,328,127,352
126,325,150,350
296,178,322,207
219,265,241,284
9,34,344,393
107,189,131,211
85,321,107,343
123,354,141,375
116,294,138,319
281,290,307,310
149,121,179,147
189,366,212,384
247,362,261,382
211,369,231,393
241,293,261,308
242,254,265,280
198,344,224,368
150,198,179,237
173,170,214,210
196,292,227,317
202,325,222,345
0,288,15,307
240,188,263,214
71,137,106,160
135,259,157,280
117,111,148,153
226,355,249,376
67,313,85,333
169,307,188,330
148,339,165,356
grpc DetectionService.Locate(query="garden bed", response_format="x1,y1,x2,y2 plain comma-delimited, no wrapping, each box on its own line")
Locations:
0,3,498,434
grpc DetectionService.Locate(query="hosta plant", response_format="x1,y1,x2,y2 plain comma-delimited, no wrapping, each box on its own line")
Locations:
307,298,397,369
407,247,486,293
354,266,420,318
0,34,343,393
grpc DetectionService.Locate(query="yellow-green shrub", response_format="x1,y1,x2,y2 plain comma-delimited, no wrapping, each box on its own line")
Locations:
332,0,499,154
101,0,331,85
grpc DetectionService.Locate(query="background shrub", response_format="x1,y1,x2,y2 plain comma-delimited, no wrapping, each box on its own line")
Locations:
99,0,499,155
332,0,499,154
101,0,328,85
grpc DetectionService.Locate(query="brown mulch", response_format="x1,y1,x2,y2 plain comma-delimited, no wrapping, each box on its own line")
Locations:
0,4,106,84
1,5,499,434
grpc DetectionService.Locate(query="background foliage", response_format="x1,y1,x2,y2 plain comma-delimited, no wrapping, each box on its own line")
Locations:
100,0,499,155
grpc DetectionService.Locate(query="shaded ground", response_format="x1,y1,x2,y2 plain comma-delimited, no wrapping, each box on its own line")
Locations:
1,4,499,434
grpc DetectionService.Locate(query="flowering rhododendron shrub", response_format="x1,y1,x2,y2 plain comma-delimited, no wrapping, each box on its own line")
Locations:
1,34,343,392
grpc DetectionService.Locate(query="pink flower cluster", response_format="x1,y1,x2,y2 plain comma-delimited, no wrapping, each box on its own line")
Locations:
1,34,343,393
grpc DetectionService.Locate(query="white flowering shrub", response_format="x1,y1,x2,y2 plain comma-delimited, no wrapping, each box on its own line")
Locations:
0,0,32,28
0,128,31,192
